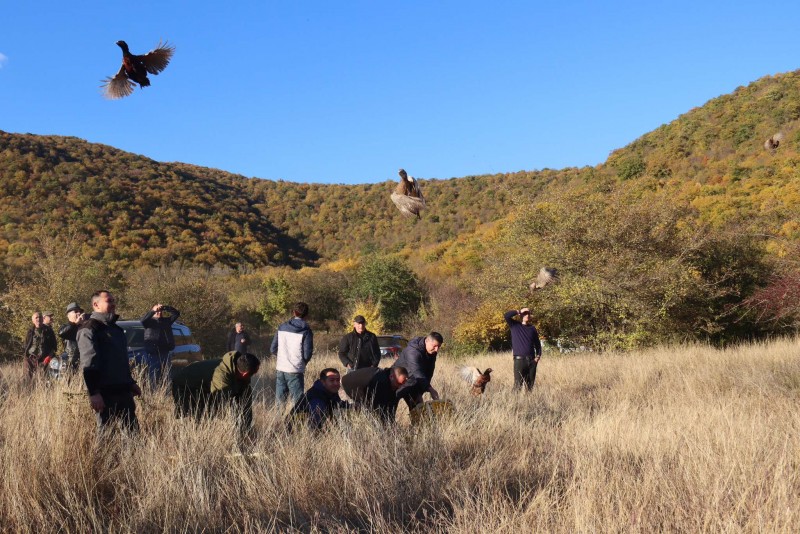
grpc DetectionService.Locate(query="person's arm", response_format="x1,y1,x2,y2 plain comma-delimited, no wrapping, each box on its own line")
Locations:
164,306,181,324
308,398,328,429
504,310,519,326
338,335,353,368
44,327,58,357
302,330,313,363
140,309,156,325
533,327,542,361
77,326,104,412
270,331,279,356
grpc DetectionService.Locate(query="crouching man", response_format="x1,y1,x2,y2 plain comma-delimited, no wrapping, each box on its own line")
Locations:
172,351,260,433
287,368,348,431
341,366,409,423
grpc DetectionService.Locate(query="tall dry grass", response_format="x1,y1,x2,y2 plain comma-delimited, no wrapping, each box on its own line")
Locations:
0,339,798,532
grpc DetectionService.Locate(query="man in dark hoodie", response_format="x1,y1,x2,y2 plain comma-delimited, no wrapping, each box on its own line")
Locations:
139,303,181,384
338,315,380,371
172,351,260,433
58,302,85,375
504,307,542,390
271,302,313,409
288,368,348,430
77,290,141,432
392,331,443,409
341,365,409,423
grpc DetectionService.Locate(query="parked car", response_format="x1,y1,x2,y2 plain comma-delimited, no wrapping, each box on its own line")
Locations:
118,320,204,372
378,335,408,359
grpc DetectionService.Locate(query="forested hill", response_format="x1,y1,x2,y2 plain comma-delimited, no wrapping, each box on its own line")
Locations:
0,130,564,271
2,68,800,275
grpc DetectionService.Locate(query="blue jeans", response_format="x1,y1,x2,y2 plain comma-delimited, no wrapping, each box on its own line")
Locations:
135,347,172,386
275,371,304,408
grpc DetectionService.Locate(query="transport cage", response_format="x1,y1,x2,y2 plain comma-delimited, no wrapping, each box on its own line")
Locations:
409,399,455,426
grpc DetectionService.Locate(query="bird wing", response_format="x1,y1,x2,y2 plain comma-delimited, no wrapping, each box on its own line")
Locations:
408,176,424,201
531,267,559,290
138,41,175,74
391,192,426,217
101,66,136,99
458,366,480,384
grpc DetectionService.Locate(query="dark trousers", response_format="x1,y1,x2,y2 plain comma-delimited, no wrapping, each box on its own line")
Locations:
96,390,139,433
514,357,538,390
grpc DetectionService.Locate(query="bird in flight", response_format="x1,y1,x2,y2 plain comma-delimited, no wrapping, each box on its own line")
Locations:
101,40,175,99
530,267,559,291
764,132,783,152
391,168,426,219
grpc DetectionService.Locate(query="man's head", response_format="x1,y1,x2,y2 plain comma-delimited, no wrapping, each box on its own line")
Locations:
234,353,261,380
91,290,116,314
353,315,366,334
293,302,309,319
520,307,531,324
31,312,42,328
42,312,53,325
66,303,83,324
389,366,409,391
319,368,341,394
235,322,244,333
424,331,444,355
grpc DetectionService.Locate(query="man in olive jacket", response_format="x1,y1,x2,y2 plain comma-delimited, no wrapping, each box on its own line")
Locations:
338,315,381,371
172,351,260,432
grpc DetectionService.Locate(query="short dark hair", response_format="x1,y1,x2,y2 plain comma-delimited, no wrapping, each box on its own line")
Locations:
293,302,309,318
235,353,261,374
427,331,444,344
91,290,111,306
392,366,409,379
319,367,340,380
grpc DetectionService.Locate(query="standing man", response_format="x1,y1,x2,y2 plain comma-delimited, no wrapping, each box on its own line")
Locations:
271,302,313,409
22,311,57,379
140,303,181,384
42,311,54,327
392,332,443,408
338,315,380,372
172,351,261,434
227,322,251,354
504,307,542,391
341,366,409,423
288,368,348,431
77,290,141,432
58,302,85,374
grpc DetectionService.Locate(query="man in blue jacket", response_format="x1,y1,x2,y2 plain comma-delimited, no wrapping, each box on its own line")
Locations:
287,368,348,431
504,307,542,390
271,302,313,409
392,331,443,408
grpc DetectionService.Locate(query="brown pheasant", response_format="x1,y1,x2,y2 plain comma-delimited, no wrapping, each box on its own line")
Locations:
459,366,493,396
390,168,426,219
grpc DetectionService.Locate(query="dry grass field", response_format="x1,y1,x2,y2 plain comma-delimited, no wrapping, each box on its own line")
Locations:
0,339,798,533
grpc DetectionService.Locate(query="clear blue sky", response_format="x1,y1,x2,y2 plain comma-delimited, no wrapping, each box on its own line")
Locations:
1,1,799,184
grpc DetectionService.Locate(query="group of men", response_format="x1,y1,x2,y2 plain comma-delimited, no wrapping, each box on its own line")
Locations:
22,289,544,435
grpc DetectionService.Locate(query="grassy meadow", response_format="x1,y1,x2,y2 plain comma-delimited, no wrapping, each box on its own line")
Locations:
0,339,798,532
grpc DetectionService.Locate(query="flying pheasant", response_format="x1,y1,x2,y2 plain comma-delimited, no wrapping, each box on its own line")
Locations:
459,366,493,396
101,40,175,99
764,132,783,151
390,168,426,219
529,267,559,291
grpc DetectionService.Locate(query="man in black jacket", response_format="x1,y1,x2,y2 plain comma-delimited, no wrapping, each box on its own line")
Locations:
342,366,408,423
338,315,381,371
140,303,181,384
77,290,141,432
504,307,542,390
392,332,443,408
22,311,57,379
58,302,85,375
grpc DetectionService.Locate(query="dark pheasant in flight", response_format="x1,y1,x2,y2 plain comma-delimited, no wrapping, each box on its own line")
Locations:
391,168,426,219
459,366,493,396
101,40,175,99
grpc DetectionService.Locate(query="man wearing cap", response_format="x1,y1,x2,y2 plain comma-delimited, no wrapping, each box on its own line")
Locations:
42,311,54,327
58,302,86,374
22,311,57,379
504,307,542,391
338,315,381,372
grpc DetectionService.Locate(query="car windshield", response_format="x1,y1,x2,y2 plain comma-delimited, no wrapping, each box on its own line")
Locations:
378,337,406,348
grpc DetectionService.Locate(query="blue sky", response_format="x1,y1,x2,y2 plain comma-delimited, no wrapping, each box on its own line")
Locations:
1,1,799,184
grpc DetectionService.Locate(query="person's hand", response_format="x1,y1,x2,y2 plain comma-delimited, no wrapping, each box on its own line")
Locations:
131,384,142,397
534,356,541,363
346,365,352,370
428,386,440,400
89,394,105,413
152,304,162,312
520,307,530,315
